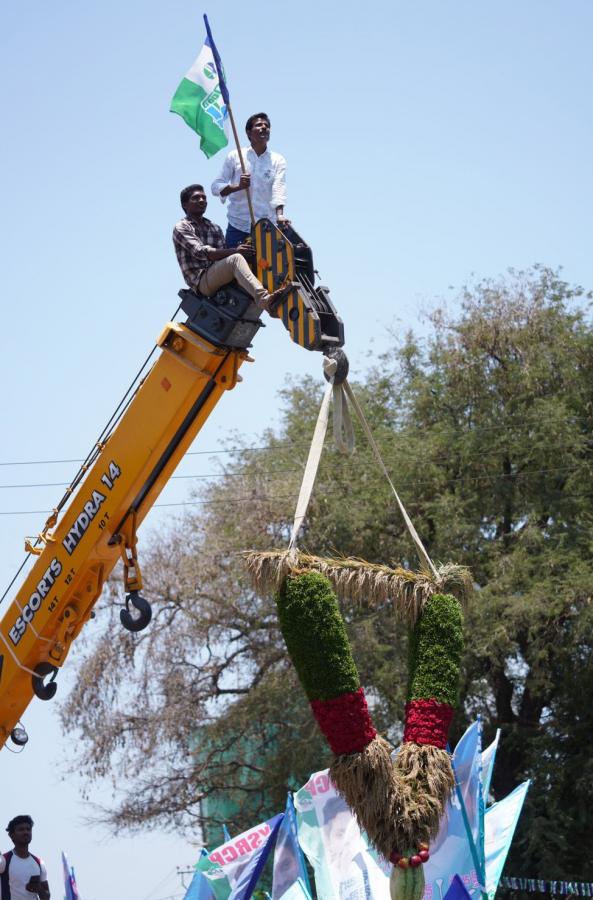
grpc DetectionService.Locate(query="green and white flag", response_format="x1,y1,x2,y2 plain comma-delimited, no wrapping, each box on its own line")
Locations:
171,36,229,158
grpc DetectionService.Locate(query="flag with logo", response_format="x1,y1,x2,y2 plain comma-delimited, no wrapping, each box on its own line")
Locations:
196,813,284,900
272,795,313,899
484,780,530,899
293,769,391,898
170,16,229,158
61,852,80,900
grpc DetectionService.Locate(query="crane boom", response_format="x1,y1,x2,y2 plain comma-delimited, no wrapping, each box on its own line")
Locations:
0,218,346,749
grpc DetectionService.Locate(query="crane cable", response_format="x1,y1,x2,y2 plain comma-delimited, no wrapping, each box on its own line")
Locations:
288,357,438,578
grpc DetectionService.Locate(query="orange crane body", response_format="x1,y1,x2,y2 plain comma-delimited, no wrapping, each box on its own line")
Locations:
0,218,346,749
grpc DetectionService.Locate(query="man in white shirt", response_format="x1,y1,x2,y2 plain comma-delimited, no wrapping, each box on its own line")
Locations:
0,815,50,900
211,112,287,247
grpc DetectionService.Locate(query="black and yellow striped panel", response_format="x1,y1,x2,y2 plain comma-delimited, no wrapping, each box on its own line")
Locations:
278,288,322,350
254,219,323,351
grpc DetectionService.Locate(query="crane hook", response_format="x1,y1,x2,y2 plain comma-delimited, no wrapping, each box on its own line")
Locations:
120,591,152,633
32,662,58,701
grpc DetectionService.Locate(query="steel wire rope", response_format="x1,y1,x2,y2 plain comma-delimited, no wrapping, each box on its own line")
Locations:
0,302,181,609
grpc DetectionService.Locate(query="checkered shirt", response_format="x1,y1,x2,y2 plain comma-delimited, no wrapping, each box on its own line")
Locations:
172,215,225,291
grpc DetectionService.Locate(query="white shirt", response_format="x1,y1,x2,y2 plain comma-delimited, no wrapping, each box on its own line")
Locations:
211,146,287,232
0,852,48,900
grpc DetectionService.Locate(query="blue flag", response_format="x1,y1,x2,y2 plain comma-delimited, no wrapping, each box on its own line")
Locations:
184,850,215,900
484,781,530,899
481,730,500,804
61,852,80,900
444,874,473,900
197,814,285,900
272,795,312,899
229,813,284,900
422,721,484,899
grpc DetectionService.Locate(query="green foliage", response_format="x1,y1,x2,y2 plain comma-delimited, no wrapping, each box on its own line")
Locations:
408,594,464,706
276,572,360,700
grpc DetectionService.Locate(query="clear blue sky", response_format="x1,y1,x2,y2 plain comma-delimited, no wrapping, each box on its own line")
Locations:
1,1,592,897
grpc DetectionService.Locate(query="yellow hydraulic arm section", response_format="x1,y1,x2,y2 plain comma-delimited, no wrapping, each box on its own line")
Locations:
0,218,346,750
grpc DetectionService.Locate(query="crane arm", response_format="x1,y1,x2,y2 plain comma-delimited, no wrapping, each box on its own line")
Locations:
0,218,346,749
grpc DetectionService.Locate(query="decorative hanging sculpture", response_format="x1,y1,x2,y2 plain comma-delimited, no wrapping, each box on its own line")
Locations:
244,373,470,899
247,555,467,900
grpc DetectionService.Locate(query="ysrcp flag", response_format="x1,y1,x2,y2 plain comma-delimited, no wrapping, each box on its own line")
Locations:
170,19,229,157
484,781,530,899
272,795,312,899
197,814,284,900
294,769,390,899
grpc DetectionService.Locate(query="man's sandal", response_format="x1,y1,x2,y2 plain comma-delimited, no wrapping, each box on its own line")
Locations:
267,281,295,317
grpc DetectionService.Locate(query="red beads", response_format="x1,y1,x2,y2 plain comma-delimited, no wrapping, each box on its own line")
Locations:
390,845,430,868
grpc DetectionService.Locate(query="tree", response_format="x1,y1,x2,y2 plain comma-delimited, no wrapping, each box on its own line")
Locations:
62,266,593,879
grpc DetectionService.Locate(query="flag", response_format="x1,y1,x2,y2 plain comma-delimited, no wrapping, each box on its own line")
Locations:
184,850,215,900
197,813,284,900
61,852,80,900
170,19,229,158
484,781,530,899
293,769,390,898
481,730,500,803
272,795,313,899
291,722,522,900
422,721,484,900
453,720,483,849
443,874,473,900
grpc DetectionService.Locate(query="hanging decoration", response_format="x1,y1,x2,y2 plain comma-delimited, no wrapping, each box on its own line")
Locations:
245,364,468,900
272,569,464,900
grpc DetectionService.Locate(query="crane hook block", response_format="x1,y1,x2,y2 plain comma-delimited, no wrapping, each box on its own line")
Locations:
31,662,58,701
120,591,152,633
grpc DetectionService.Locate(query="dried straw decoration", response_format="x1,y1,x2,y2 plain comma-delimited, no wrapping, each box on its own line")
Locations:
244,549,472,625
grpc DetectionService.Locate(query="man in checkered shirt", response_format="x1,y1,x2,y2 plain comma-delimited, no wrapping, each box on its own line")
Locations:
173,184,288,311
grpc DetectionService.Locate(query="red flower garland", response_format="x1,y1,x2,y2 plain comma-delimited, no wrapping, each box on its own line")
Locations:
310,688,377,754
403,698,454,749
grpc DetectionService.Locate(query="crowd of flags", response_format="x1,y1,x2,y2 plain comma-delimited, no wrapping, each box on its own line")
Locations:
181,719,529,900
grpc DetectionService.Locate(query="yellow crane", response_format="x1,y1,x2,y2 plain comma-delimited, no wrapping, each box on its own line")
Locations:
0,219,347,750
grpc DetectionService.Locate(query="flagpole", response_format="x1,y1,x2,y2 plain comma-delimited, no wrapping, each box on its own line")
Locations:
203,14,255,229
226,101,256,228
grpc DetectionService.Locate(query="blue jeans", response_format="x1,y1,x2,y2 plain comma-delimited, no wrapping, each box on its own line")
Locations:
225,223,250,248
